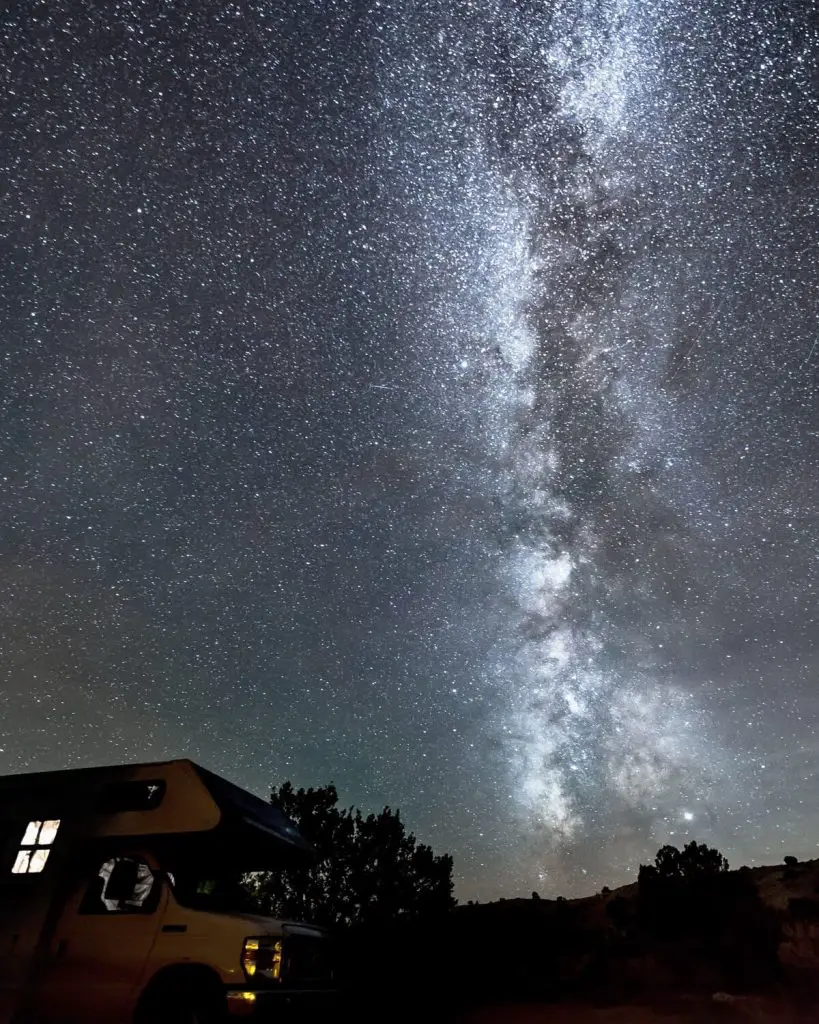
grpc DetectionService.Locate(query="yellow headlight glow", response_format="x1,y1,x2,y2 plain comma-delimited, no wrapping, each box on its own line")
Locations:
241,937,283,981
226,990,257,1017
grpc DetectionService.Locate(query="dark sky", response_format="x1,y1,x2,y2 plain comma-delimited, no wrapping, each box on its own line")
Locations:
1,0,817,900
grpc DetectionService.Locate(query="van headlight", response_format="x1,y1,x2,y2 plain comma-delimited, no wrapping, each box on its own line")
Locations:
242,936,283,982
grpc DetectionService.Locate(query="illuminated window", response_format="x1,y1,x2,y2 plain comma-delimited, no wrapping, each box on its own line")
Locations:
11,820,61,874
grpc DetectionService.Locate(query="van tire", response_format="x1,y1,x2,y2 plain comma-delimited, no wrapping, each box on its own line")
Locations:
135,970,226,1024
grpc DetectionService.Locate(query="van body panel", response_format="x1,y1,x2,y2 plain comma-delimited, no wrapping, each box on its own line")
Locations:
29,852,168,1024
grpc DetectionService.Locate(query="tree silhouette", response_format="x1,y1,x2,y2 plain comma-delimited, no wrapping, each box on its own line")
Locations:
639,841,728,887
251,782,455,929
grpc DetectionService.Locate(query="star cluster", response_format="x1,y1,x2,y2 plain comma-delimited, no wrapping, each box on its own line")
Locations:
1,0,817,899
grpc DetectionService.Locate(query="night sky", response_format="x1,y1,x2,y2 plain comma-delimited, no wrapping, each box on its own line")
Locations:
2,0,817,901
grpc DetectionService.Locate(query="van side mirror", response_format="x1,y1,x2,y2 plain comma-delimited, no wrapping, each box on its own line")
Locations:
104,859,140,903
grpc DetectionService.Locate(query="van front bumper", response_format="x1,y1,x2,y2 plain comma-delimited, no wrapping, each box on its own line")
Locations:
226,988,337,1019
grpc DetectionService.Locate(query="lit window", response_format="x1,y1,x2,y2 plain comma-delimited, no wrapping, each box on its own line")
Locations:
30,849,51,872
12,851,32,874
21,821,41,846
39,821,60,845
11,819,61,874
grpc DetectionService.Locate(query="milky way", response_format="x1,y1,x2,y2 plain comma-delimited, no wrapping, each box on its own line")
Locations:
1,0,817,899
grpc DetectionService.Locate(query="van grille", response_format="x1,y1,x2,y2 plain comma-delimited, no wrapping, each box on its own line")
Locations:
283,934,333,987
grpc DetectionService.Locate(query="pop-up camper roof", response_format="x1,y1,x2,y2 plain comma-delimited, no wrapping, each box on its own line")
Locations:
0,759,312,861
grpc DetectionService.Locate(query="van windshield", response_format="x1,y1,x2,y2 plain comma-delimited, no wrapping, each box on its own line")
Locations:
169,869,267,915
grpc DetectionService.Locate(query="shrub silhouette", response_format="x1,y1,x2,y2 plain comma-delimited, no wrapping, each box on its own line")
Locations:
637,841,780,989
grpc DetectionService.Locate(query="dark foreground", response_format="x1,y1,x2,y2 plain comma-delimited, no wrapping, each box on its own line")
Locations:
457,994,819,1023
349,857,819,1024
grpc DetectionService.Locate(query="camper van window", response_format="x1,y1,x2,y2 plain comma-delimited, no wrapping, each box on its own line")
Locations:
79,856,159,914
170,869,264,914
10,819,60,874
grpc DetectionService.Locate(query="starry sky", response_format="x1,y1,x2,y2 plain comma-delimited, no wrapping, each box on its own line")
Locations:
1,0,817,901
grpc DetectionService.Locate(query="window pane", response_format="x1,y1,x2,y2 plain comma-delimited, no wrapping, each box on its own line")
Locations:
129,861,155,907
28,849,50,873
39,820,60,846
21,821,42,846
12,850,31,874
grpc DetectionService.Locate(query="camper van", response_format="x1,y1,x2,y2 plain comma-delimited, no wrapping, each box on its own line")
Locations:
0,759,334,1024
